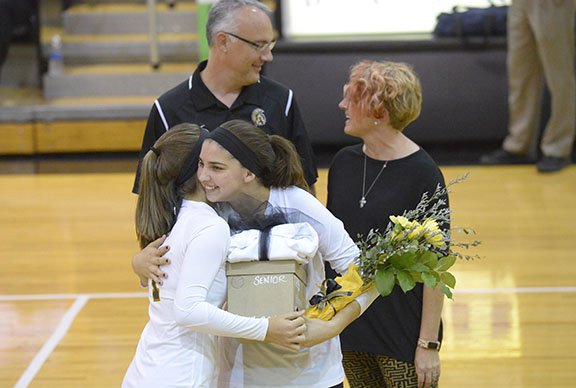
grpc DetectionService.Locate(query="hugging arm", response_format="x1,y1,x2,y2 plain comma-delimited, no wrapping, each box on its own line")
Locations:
132,235,170,286
301,286,380,348
172,222,307,350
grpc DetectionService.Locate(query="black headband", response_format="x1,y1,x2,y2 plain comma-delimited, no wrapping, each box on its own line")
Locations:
175,128,210,186
207,126,263,177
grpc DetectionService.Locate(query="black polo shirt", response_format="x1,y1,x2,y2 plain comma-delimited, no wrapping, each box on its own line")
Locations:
132,61,318,193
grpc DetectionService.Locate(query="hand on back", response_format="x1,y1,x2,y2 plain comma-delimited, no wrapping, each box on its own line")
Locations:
132,235,171,285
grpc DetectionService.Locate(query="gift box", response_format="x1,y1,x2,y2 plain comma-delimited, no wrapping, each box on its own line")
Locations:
226,260,307,318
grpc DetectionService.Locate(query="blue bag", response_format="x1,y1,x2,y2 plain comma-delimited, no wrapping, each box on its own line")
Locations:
433,3,508,38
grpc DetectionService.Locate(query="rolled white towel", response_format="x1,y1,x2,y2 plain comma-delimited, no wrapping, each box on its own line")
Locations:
227,223,318,264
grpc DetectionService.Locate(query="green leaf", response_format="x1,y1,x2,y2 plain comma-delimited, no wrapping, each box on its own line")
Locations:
411,272,423,283
409,262,430,273
438,283,453,299
441,272,457,288
365,249,375,260
406,240,419,250
421,272,438,288
436,255,457,272
378,254,391,264
375,269,395,297
419,251,438,269
396,270,416,293
389,251,416,270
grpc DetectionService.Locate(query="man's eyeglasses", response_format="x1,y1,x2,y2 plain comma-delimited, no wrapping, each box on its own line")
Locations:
223,32,276,52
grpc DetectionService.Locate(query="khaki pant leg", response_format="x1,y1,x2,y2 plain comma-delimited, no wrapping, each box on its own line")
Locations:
503,0,544,156
532,0,576,158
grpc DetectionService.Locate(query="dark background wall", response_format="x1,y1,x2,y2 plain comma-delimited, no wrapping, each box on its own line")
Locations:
263,37,511,161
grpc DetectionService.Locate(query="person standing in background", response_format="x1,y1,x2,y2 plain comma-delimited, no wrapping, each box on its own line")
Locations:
327,60,446,388
481,0,575,172
133,0,318,193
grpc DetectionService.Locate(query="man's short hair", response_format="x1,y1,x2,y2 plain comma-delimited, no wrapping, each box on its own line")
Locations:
206,0,273,47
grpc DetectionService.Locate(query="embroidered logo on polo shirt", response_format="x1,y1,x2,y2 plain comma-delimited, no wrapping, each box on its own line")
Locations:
251,108,267,127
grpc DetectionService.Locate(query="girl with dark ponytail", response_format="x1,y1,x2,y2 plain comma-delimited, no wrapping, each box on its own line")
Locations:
124,123,306,388
198,120,378,388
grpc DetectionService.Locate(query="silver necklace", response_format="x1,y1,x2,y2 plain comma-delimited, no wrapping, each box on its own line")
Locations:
359,154,388,208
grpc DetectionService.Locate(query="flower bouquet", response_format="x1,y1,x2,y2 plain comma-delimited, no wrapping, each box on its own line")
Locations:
305,174,479,320
356,173,480,300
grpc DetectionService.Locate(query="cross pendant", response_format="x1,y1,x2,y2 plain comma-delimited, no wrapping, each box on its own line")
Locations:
359,197,366,208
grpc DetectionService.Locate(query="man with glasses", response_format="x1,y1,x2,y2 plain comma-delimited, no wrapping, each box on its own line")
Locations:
133,0,317,193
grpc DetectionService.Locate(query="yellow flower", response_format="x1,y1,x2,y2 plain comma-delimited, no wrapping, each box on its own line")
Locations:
407,222,425,240
390,216,444,246
422,218,444,247
390,215,410,228
390,216,424,240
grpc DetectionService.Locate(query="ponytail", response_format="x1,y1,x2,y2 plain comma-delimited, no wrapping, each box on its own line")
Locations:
136,150,177,248
135,123,203,248
268,135,309,191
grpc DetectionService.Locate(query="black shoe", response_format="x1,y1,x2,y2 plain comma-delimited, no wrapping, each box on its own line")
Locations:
479,149,533,165
537,156,570,173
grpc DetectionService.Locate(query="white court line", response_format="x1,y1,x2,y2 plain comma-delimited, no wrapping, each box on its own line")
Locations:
454,287,576,294
4,287,576,386
0,292,147,301
1,288,576,302
14,295,90,388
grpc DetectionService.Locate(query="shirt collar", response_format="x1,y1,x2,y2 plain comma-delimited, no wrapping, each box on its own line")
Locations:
190,61,262,111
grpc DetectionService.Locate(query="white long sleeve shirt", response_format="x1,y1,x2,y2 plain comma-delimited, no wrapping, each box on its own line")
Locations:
123,200,268,388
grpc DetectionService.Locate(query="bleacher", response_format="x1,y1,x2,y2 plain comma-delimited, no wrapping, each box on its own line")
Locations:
0,0,198,156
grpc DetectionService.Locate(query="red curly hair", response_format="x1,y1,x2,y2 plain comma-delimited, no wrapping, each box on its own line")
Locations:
347,60,422,131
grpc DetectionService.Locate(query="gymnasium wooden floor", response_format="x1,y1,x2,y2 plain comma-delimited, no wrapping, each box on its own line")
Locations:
1,164,575,387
